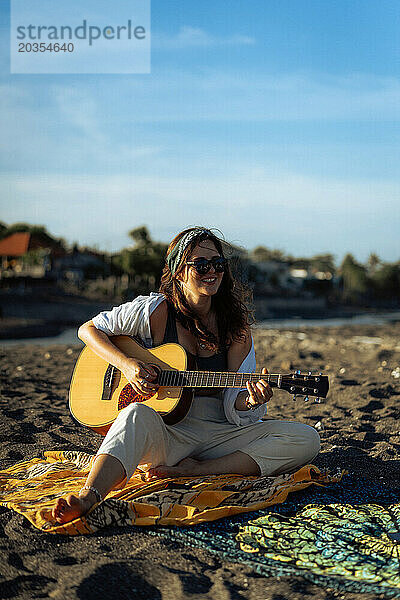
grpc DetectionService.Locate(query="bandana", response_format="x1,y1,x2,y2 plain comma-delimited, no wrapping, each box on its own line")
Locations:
166,228,213,275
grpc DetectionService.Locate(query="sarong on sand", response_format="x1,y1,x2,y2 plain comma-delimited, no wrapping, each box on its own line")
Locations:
2,450,400,597
0,450,335,534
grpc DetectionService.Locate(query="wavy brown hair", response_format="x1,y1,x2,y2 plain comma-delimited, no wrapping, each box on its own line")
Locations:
159,228,253,352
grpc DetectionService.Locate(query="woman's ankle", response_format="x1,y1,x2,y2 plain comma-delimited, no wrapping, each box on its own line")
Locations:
78,486,102,505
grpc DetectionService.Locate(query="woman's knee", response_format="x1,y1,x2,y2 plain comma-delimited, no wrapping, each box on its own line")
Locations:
300,424,321,460
280,423,320,472
119,402,161,427
276,421,320,465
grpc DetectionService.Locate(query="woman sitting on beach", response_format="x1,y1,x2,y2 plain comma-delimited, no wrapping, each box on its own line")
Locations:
52,227,320,524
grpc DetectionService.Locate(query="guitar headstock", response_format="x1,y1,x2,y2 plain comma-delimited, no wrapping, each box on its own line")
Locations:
280,371,329,402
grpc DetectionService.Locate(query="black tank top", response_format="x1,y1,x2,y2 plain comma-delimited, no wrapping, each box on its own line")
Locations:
162,303,228,373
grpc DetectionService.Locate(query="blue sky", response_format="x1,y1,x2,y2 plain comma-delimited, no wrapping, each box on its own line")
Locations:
0,0,399,262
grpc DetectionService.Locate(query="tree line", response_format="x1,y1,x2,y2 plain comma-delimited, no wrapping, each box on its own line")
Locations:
1,222,399,304
251,245,399,303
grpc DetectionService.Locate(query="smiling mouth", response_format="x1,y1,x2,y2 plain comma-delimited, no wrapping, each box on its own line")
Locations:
201,277,217,284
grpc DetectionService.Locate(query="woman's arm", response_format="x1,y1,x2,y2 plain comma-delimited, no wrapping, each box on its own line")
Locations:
78,320,158,397
79,294,166,396
78,320,133,371
227,329,252,411
227,328,272,411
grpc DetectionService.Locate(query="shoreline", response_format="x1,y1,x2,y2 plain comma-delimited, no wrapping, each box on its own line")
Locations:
1,287,399,341
1,307,400,344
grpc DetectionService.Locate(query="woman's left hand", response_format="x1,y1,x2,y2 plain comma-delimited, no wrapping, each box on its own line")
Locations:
245,367,273,409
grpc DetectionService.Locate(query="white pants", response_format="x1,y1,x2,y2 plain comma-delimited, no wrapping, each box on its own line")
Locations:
96,396,320,482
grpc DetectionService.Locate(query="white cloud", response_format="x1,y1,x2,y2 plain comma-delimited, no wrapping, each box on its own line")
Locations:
52,87,106,147
121,69,400,122
153,26,255,49
0,82,161,172
1,70,399,176
47,69,399,123
1,170,399,261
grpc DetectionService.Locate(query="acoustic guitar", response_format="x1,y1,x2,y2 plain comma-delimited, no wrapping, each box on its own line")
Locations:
69,335,329,435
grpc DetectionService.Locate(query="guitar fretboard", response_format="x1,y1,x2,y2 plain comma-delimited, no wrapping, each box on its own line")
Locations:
158,370,279,388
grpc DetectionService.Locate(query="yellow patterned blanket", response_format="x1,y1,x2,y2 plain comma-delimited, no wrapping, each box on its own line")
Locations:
0,450,340,535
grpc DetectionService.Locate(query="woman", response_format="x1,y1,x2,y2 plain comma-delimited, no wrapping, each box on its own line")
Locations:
52,227,320,524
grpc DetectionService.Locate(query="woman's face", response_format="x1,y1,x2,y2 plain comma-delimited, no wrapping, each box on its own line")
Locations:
178,240,224,298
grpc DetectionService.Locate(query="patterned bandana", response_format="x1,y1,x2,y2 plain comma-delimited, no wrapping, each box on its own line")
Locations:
167,228,213,275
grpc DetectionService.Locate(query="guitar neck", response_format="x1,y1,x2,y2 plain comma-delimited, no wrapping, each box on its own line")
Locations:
156,369,329,399
158,370,279,388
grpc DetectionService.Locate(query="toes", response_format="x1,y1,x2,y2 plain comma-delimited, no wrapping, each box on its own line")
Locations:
52,497,67,518
52,494,87,524
145,461,200,480
146,468,166,480
145,467,172,480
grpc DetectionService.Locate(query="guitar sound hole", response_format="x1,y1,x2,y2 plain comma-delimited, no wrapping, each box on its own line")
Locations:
118,384,148,410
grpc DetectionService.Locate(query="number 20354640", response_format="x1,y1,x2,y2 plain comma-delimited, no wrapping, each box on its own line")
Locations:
18,42,74,52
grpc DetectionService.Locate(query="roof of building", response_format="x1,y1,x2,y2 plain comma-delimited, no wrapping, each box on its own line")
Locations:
0,232,31,257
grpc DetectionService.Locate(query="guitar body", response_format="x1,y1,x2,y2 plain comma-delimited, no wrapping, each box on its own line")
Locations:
69,336,194,435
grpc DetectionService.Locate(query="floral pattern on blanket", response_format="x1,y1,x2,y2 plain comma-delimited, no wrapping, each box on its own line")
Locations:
237,503,400,593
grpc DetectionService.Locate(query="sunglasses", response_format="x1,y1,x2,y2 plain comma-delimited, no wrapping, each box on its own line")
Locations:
186,256,228,275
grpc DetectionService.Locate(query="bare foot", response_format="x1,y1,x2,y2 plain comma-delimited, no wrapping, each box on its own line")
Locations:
145,457,201,480
52,493,96,524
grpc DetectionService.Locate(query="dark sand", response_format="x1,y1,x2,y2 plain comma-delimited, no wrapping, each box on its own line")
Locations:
1,322,400,599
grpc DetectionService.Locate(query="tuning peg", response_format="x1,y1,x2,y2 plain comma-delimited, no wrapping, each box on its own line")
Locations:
314,397,321,403
308,371,312,375
295,370,301,375
292,394,298,401
304,396,309,402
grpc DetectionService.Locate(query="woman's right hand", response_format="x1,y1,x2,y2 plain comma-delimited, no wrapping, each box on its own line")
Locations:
121,358,159,397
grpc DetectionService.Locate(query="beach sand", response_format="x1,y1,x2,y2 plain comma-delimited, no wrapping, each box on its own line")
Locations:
1,321,399,599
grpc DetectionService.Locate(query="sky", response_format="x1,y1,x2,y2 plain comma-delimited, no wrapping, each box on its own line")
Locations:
0,0,399,263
